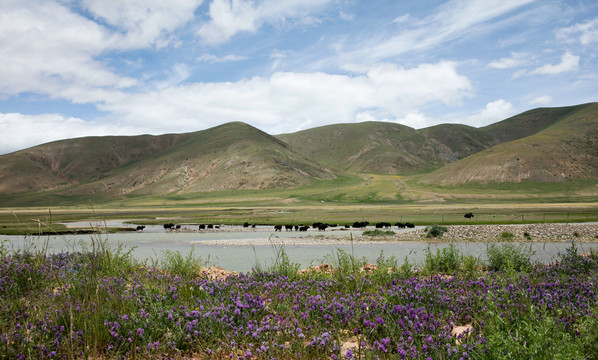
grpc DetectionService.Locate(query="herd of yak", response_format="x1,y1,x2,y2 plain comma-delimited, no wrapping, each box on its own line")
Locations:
272,221,414,232
145,213,475,232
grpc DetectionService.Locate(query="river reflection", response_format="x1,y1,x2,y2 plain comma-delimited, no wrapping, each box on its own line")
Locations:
2,224,595,272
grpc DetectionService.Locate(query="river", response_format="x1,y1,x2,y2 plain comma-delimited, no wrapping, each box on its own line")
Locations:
1,222,594,272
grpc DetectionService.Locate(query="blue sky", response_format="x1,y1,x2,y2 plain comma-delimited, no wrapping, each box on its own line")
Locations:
1,0,597,154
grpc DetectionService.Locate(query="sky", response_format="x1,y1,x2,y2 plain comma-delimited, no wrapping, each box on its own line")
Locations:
1,0,597,154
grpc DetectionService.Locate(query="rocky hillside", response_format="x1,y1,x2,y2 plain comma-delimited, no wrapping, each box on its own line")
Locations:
417,103,598,184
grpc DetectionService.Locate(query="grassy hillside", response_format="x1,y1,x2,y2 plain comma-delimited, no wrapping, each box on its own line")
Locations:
0,103,596,207
0,133,190,193
418,123,493,161
0,122,334,200
277,122,443,174
418,103,598,185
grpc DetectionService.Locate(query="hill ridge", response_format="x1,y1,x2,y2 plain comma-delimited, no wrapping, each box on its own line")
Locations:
0,102,596,201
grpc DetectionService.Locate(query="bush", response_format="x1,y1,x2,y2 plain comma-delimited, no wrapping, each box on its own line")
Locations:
161,247,206,278
500,231,514,241
486,243,535,272
425,224,448,238
268,244,301,279
423,242,460,274
363,229,395,237
461,255,484,279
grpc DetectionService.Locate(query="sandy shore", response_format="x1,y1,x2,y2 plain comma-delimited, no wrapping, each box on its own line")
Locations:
187,223,598,246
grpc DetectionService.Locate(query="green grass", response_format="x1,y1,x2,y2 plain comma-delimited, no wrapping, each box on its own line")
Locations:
3,240,598,359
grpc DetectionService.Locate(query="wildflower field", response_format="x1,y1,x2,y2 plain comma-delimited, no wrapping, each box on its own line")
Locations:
1,240,598,359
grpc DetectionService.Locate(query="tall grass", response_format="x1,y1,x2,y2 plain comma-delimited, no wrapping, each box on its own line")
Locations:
1,233,598,359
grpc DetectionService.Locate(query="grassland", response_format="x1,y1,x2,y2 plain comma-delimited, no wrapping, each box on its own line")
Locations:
1,174,597,235
2,235,598,359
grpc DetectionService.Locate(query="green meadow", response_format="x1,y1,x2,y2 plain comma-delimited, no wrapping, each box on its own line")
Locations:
1,174,597,234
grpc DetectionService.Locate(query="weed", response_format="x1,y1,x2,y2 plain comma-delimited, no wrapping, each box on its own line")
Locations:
486,243,535,272
500,231,514,241
460,255,484,279
423,242,460,274
363,229,395,236
161,246,206,278
267,242,301,279
425,224,448,238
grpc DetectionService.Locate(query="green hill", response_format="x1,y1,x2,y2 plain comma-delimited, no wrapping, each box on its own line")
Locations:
0,103,596,205
277,122,443,174
418,103,598,185
0,122,333,197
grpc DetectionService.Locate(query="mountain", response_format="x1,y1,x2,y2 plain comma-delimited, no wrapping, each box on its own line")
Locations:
277,122,443,174
0,103,596,200
0,133,191,193
417,103,598,184
277,103,598,178
0,122,333,195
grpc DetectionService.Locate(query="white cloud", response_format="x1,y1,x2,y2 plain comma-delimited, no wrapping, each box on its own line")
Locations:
392,14,410,24
339,11,354,21
152,63,192,89
196,53,247,63
525,95,552,106
529,52,579,76
95,61,472,135
197,0,332,44
462,99,516,127
394,112,435,129
341,0,536,63
81,0,203,49
0,0,203,105
557,17,598,45
0,1,136,100
0,112,137,154
488,52,531,69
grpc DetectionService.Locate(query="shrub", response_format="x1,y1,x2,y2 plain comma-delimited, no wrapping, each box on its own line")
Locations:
363,229,395,237
500,231,514,241
425,224,448,238
161,247,206,278
375,251,398,271
486,243,535,272
557,241,598,274
268,244,301,279
423,242,460,274
461,255,484,279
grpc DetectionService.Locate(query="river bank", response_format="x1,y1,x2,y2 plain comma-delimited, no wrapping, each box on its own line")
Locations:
189,223,598,246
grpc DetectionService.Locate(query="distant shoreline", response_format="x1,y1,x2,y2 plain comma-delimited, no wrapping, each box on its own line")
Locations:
188,223,598,246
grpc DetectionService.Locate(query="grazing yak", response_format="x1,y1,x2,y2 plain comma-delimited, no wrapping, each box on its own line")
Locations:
464,212,474,219
136,225,145,231
274,225,283,231
395,222,406,229
285,225,294,231
299,226,309,231
163,223,175,230
352,221,369,228
199,224,206,230
405,222,415,228
375,222,392,229
243,222,250,228
312,222,330,231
